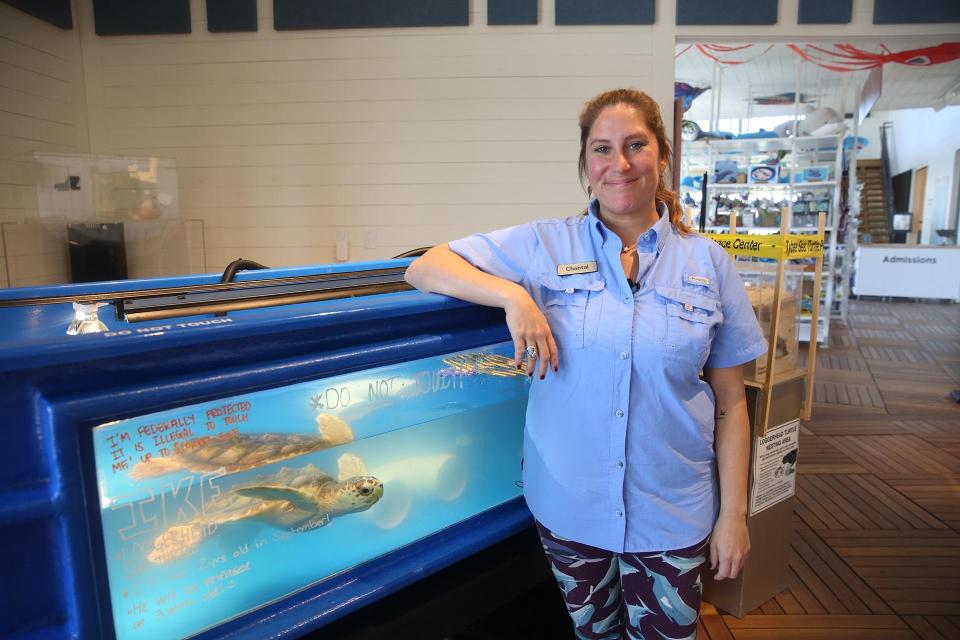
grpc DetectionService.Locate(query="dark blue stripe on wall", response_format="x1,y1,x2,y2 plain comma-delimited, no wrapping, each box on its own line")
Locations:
208,0,257,32
798,0,851,24
555,0,655,25
676,0,777,25
874,0,960,24
2,0,73,29
92,0,190,35
274,0,469,30
489,0,538,25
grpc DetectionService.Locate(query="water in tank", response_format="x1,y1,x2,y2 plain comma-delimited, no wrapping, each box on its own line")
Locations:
92,342,529,640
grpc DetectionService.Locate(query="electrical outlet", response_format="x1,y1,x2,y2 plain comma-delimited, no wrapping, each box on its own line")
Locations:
335,229,349,261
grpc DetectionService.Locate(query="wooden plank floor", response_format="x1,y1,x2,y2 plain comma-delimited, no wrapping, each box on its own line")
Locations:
698,300,960,640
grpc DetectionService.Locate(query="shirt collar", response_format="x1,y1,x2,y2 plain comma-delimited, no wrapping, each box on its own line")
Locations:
587,198,672,255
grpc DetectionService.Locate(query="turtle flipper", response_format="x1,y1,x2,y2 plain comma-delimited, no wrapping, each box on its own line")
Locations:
337,453,367,481
233,485,317,513
316,414,354,447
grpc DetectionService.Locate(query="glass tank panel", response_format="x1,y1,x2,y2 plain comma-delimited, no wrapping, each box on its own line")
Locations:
92,342,529,640
737,263,803,380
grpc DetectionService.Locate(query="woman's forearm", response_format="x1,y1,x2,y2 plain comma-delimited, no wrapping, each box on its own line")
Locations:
707,366,751,518
404,244,527,309
405,244,560,376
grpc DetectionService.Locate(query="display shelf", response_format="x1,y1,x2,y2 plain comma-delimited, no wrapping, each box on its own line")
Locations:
700,226,833,234
701,181,837,191
798,316,828,343
742,367,806,390
681,132,844,345
684,134,839,154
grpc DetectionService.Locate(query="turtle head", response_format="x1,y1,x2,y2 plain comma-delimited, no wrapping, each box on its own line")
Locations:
333,476,384,513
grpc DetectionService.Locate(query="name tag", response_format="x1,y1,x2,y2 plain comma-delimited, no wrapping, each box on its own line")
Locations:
686,275,711,286
557,261,598,275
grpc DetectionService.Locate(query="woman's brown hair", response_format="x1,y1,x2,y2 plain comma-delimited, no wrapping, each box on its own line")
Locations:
578,88,691,234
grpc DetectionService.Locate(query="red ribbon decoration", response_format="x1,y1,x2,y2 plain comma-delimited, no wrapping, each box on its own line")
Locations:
677,42,960,71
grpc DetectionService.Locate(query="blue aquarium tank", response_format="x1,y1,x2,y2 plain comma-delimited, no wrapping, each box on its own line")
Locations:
0,259,535,640
92,344,528,640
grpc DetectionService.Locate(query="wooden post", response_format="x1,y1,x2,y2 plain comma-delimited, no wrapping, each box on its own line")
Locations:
757,205,791,435
802,212,827,419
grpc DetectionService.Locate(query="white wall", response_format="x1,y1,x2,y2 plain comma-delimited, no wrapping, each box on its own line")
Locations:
2,0,959,285
72,0,669,273
885,107,960,243
852,107,960,243
0,2,88,286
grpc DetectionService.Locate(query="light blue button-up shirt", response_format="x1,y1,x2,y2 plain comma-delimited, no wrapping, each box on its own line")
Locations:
448,199,767,552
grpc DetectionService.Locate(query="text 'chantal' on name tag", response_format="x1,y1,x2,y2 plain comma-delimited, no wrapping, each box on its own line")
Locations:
557,261,598,276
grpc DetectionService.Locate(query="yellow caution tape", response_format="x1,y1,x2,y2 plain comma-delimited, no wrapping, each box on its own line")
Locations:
783,234,824,259
703,233,823,259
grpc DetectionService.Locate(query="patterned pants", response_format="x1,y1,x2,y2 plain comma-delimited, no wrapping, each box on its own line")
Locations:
536,521,709,640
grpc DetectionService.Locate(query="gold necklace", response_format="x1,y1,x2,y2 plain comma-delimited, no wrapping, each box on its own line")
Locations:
621,244,637,254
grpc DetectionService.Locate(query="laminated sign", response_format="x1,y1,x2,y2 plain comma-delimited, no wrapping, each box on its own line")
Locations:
749,419,800,516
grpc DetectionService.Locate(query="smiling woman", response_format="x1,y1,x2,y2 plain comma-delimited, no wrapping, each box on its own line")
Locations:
404,87,766,639
585,104,663,223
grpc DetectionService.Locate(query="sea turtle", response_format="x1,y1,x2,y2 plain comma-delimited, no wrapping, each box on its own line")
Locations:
147,453,383,564
130,413,354,479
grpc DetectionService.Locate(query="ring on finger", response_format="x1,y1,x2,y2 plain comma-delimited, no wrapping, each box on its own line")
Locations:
524,345,538,359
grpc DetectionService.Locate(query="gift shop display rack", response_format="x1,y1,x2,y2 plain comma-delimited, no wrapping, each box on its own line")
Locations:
680,134,844,345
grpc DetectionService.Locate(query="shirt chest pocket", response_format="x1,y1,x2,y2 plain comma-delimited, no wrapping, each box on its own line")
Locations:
654,285,720,363
538,273,605,348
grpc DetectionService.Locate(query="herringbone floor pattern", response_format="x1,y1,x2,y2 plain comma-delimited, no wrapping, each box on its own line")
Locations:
698,300,960,639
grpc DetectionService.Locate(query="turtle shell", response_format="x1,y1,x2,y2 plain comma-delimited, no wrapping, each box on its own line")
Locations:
173,433,334,473
198,464,333,524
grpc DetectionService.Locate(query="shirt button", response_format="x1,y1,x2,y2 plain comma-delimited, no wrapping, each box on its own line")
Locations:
623,296,631,304
657,336,663,342
616,510,623,517
616,409,624,418
619,351,628,360
616,461,624,469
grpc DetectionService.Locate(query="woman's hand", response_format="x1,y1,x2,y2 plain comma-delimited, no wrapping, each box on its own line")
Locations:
404,244,557,378
504,289,559,380
709,511,750,580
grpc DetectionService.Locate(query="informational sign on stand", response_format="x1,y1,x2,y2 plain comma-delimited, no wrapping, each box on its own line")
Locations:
749,419,800,516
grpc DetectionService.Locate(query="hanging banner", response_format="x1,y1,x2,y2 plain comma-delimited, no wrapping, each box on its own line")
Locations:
678,42,960,71
704,233,824,260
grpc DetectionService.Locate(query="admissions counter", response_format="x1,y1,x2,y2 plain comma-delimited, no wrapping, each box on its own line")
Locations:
0,260,537,640
854,244,960,301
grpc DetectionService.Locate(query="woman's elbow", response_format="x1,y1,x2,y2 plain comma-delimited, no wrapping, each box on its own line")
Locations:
403,258,425,289
403,245,443,291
